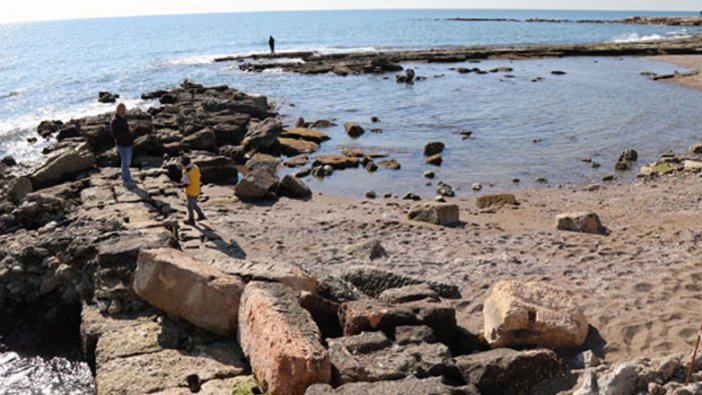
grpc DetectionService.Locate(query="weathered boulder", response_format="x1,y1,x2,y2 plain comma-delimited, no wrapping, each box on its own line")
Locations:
436,183,455,197
80,123,112,151
424,142,445,156
30,142,96,189
278,137,320,156
245,153,282,172
37,120,63,138
182,128,217,151
277,174,312,200
327,332,455,384
6,176,32,204
234,167,279,201
1,155,16,166
242,118,283,153
455,348,563,395
282,128,331,143
219,145,248,164
342,265,460,299
408,202,460,226
483,280,588,349
310,119,336,128
684,160,702,172
689,143,702,154
133,248,245,336
555,211,606,235
475,193,518,209
344,122,365,138
284,155,310,168
306,376,471,395
238,281,331,395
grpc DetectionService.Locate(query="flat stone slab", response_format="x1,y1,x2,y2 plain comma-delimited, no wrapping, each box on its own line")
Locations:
96,346,245,394
238,281,331,395
134,248,245,336
305,376,471,395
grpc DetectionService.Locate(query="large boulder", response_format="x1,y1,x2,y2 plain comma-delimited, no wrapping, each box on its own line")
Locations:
182,128,217,151
454,348,562,395
30,142,96,189
133,248,245,336
242,118,283,153
6,176,33,204
277,174,312,200
238,281,331,395
408,202,460,226
555,212,606,235
483,280,588,349
80,123,112,151
234,167,279,201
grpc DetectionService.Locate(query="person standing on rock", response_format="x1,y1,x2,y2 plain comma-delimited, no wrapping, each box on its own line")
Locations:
176,156,206,226
110,103,135,186
268,36,275,54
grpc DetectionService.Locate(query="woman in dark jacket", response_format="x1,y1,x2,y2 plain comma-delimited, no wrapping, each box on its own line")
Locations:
111,103,135,185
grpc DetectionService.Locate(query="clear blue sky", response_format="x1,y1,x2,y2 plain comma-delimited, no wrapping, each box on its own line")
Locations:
0,1,698,23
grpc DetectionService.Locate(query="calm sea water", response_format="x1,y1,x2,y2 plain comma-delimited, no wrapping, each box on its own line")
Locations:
2,8,702,393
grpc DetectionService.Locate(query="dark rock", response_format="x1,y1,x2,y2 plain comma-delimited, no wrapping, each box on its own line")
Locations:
342,265,461,299
402,192,421,201
182,128,217,152
365,161,378,172
98,91,119,103
218,145,248,164
396,68,416,84
436,183,455,197
395,325,437,345
37,120,63,138
424,142,446,156
344,122,365,138
242,118,283,153
551,70,567,75
328,334,455,384
299,291,342,340
56,125,81,141
6,177,33,204
276,174,312,200
163,155,238,184
317,275,363,304
455,348,563,395
310,119,336,128
339,299,418,336
1,156,16,167
234,167,279,201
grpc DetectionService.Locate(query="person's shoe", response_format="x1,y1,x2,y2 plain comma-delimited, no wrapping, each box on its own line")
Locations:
197,214,207,221
184,219,196,226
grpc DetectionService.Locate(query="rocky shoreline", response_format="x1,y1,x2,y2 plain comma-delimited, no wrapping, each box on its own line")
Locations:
445,16,702,26
2,79,702,394
214,36,702,76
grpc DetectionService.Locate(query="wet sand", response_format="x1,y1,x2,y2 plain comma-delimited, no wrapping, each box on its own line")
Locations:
647,54,702,90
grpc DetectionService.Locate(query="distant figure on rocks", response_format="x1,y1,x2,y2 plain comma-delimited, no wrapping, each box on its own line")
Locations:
177,156,206,226
269,35,275,54
110,103,135,186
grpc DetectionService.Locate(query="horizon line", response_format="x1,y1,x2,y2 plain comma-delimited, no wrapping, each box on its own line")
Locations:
0,6,699,25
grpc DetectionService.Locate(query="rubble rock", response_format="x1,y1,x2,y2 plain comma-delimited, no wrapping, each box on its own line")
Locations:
408,202,460,226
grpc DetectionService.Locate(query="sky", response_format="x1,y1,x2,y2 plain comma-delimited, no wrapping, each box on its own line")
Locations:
0,0,699,23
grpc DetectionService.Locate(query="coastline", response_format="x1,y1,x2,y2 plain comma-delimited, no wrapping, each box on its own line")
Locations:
3,47,702,393
645,54,702,90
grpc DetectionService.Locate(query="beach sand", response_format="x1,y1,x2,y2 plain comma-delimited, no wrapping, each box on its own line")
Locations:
188,168,702,365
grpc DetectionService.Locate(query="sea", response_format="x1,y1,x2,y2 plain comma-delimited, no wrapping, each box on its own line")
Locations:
1,8,702,393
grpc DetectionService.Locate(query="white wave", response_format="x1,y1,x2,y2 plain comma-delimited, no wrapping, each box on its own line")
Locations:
0,97,147,137
611,31,692,43
161,54,230,66
0,89,24,100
